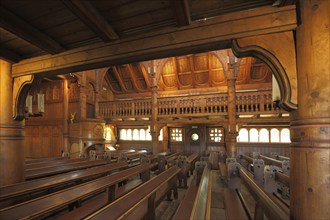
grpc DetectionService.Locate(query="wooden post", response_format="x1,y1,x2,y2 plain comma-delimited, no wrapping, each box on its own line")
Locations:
226,63,238,157
150,76,160,154
62,79,70,156
290,1,330,219
0,59,25,186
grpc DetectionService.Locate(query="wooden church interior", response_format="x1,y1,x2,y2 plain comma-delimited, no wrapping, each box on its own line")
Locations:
0,0,329,220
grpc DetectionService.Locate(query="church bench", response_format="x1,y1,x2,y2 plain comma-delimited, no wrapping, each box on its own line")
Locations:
172,173,199,220
0,164,151,220
55,177,143,220
223,188,251,220
0,162,128,205
85,166,181,220
186,153,199,175
26,158,88,170
190,165,212,220
25,160,107,180
238,166,289,220
25,157,65,164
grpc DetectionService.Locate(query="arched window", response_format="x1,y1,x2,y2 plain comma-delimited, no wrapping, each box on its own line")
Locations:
127,129,132,140
146,127,152,141
259,128,269,142
120,129,127,140
249,128,259,142
133,129,139,140
281,128,291,143
139,129,146,141
238,129,249,142
270,128,280,143
158,129,163,141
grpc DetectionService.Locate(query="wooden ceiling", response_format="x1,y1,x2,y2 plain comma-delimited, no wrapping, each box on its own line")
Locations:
0,0,295,63
103,52,272,95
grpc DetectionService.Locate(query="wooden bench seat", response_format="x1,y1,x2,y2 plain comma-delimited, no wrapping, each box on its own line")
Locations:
25,160,107,180
173,174,198,220
25,157,65,164
0,164,151,220
26,158,88,170
55,178,143,220
224,188,251,220
85,166,181,220
0,162,128,204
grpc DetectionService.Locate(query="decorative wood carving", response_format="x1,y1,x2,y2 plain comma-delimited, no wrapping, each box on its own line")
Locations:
232,31,298,111
12,75,35,120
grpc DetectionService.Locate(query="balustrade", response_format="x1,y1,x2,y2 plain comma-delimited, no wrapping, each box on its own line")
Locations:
99,90,284,120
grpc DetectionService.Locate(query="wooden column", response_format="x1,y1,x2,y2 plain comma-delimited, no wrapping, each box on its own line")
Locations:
62,79,69,156
290,1,330,219
0,59,25,186
150,85,160,154
226,77,238,157
79,73,87,119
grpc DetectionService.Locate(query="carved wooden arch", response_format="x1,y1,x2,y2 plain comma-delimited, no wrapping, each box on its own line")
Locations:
232,32,298,111
13,75,42,121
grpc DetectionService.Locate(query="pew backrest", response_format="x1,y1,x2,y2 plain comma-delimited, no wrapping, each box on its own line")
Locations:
85,166,181,220
0,164,151,220
0,162,128,203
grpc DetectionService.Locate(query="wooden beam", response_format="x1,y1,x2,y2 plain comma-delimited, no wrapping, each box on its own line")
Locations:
12,5,297,77
0,47,20,63
127,64,144,92
62,0,119,42
112,67,130,93
171,0,191,27
0,6,64,54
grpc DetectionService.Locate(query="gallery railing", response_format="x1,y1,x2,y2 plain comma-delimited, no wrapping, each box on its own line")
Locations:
99,90,284,119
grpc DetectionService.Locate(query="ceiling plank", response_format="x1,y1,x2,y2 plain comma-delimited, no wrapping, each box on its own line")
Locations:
171,0,191,27
0,47,20,63
0,6,64,54
12,5,297,77
62,0,119,42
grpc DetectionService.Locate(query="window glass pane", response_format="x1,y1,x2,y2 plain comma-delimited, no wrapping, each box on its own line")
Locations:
238,129,249,142
120,129,127,140
139,129,146,141
127,129,132,140
170,128,183,142
249,128,259,142
259,128,269,142
146,127,152,141
270,128,280,143
281,128,291,143
132,129,139,140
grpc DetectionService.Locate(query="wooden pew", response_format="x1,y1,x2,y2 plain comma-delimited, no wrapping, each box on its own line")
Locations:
190,165,211,220
0,164,151,220
0,162,128,205
173,173,199,220
85,166,181,220
25,160,107,180
25,157,65,164
223,189,251,220
55,178,143,220
26,158,88,170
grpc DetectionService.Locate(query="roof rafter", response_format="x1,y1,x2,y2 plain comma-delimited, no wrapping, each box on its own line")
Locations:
127,64,144,93
112,66,130,93
62,0,119,42
171,0,191,27
0,6,64,54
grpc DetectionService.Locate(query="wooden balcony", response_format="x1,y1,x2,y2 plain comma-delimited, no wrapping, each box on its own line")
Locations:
99,90,286,121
